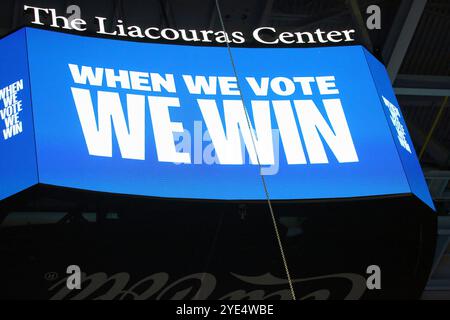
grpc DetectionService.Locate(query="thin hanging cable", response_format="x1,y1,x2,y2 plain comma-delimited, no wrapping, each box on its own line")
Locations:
419,96,448,160
214,0,296,300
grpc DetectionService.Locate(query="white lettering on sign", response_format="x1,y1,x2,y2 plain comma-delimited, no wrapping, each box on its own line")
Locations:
24,5,356,46
68,64,359,168
0,80,24,141
382,96,411,153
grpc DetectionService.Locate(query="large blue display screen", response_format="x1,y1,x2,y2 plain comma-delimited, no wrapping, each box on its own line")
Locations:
0,28,434,208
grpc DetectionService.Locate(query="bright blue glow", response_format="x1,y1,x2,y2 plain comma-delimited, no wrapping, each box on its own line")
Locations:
363,49,435,209
0,28,433,207
0,29,38,200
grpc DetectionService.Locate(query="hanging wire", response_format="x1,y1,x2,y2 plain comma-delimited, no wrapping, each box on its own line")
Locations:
214,0,297,300
419,96,448,160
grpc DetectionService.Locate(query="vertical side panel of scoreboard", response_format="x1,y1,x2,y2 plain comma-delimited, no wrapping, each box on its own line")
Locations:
0,28,38,201
363,48,435,210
